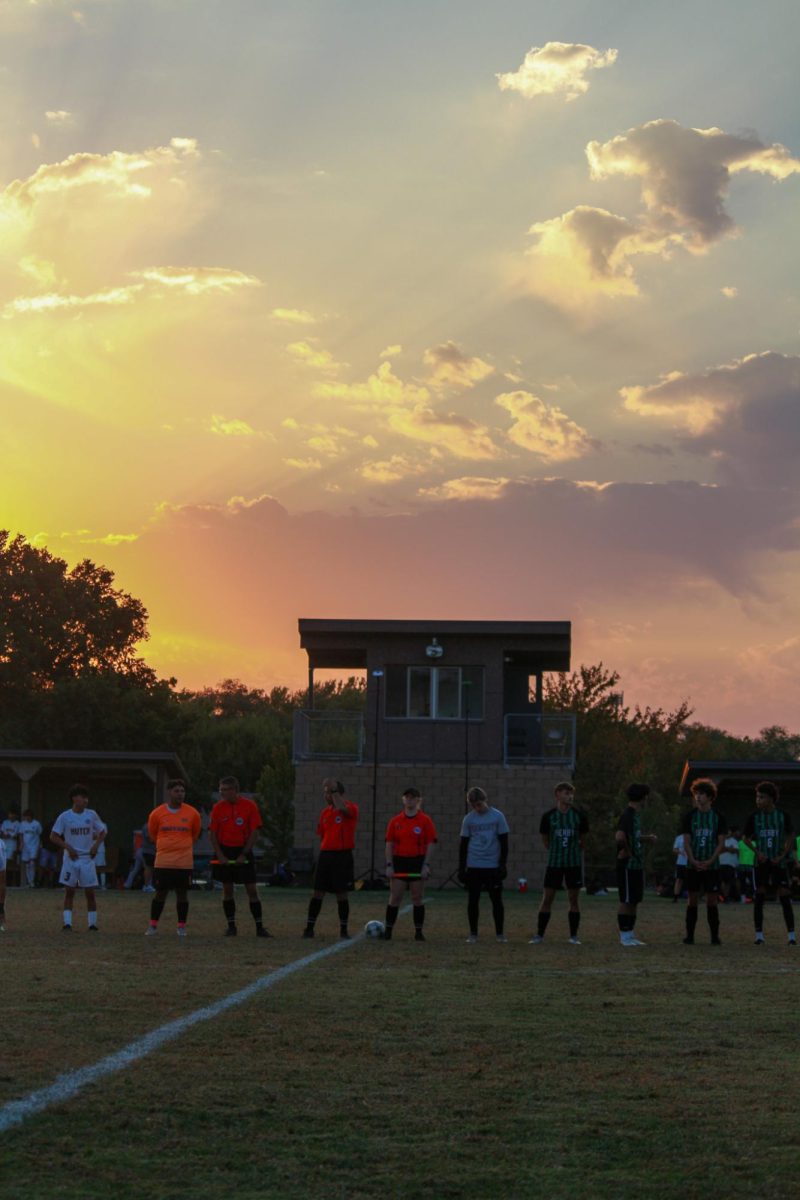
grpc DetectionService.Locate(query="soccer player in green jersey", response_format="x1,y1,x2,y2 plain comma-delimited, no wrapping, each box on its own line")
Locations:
680,778,727,945
616,783,658,946
531,782,588,945
743,781,795,947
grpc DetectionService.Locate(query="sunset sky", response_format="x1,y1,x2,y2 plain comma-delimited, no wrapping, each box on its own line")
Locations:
1,0,799,735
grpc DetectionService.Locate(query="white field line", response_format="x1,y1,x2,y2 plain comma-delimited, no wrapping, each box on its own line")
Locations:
0,933,363,1133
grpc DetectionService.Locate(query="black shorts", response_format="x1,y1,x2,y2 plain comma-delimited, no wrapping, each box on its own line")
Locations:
465,867,503,892
685,867,721,894
617,864,644,906
674,864,686,880
143,853,155,868
212,845,257,884
544,865,583,891
313,850,354,894
153,867,193,892
753,862,791,891
391,855,425,883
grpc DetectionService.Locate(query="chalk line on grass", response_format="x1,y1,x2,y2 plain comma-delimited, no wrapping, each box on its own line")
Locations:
0,935,357,1133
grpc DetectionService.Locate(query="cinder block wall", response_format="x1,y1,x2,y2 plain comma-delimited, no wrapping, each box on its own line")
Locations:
294,761,572,888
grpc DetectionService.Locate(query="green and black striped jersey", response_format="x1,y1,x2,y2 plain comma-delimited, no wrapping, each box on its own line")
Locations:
744,808,793,858
680,808,727,861
540,806,588,868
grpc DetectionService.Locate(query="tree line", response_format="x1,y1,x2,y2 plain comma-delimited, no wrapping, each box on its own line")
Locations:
2,531,797,875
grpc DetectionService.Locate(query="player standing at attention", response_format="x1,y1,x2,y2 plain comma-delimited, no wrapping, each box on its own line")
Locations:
681,778,727,946
19,809,43,888
1,810,20,883
303,779,358,940
383,787,437,941
146,779,201,938
50,785,107,932
743,781,795,947
459,786,510,943
531,782,588,945
616,784,658,946
210,776,271,938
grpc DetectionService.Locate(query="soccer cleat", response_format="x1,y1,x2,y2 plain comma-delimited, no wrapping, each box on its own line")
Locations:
466,933,478,943
414,929,425,942
142,885,155,893
628,936,646,946
529,934,544,944
382,926,393,940
87,926,99,933
620,932,633,946
0,924,4,933
224,926,238,937
177,927,187,938
339,930,351,940
302,926,315,938
255,927,273,938
755,932,765,945
788,935,796,946
62,925,72,933
496,934,508,943
568,936,582,945
145,925,158,936
683,935,694,944
711,936,722,946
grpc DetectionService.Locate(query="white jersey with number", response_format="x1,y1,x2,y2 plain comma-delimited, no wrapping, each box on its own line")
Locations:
52,808,107,857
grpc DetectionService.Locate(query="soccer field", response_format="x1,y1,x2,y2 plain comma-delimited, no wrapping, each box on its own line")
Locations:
1,888,798,1200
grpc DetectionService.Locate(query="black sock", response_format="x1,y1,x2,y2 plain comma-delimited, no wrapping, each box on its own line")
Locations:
306,896,323,928
223,899,236,927
385,904,399,928
337,899,349,931
249,900,263,929
489,886,504,935
569,911,581,937
707,906,720,937
754,895,764,932
537,910,551,937
780,895,795,933
150,899,165,922
413,904,425,929
686,905,698,937
618,914,633,932
467,884,481,934
177,901,189,924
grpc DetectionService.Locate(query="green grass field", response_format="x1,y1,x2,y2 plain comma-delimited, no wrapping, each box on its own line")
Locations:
1,886,798,1200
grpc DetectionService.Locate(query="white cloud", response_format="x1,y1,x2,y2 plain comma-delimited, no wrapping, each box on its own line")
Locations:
497,41,617,102
286,339,344,372
45,110,73,125
379,344,402,359
131,265,261,294
496,390,598,462
271,307,317,324
419,476,511,501
721,286,738,299
423,340,494,390
207,414,262,438
587,119,800,248
621,351,800,483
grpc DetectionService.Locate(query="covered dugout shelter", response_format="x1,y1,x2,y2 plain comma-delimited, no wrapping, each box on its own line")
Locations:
0,749,186,884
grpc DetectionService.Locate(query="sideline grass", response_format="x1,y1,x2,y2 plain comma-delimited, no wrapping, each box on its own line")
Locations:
1,887,799,1199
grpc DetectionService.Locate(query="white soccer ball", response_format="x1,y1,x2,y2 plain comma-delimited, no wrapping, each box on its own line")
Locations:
364,919,386,939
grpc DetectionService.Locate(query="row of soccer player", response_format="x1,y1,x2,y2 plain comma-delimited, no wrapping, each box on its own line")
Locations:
0,775,794,947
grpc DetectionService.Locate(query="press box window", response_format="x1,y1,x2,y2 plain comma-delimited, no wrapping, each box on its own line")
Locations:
385,665,483,720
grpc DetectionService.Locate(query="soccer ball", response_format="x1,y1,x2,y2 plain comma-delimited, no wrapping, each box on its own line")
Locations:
364,919,386,939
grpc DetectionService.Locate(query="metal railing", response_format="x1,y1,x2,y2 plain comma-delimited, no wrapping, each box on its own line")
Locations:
293,710,366,762
503,713,576,767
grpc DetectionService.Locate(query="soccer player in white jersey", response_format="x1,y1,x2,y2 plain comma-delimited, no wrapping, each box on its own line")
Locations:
50,784,107,932
19,809,43,888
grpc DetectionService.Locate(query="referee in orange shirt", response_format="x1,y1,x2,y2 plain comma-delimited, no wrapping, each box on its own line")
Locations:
384,788,437,941
146,779,201,937
303,778,359,939
210,776,271,938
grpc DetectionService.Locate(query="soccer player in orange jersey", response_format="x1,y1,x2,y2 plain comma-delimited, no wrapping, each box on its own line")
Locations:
210,775,271,938
383,788,437,941
146,779,201,938
303,779,359,939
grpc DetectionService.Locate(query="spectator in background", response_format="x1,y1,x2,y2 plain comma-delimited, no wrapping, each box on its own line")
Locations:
719,828,740,903
19,809,42,888
124,824,156,891
1,810,20,879
737,833,756,902
37,823,58,888
672,831,688,902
